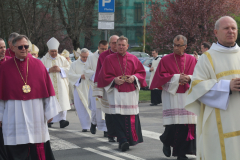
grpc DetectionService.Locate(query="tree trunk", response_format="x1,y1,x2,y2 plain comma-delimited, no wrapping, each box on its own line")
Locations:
83,0,96,48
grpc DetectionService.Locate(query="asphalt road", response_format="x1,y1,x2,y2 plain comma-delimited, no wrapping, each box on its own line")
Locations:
49,103,197,160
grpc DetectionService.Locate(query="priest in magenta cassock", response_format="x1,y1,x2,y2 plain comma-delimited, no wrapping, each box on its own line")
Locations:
185,16,240,160
0,38,11,66
98,36,147,152
150,35,197,160
84,40,108,136
41,37,71,128
68,48,91,132
93,35,119,142
0,35,61,160
0,38,11,160
5,32,19,58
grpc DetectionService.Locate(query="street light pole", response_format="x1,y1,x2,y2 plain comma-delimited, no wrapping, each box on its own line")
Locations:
143,0,147,53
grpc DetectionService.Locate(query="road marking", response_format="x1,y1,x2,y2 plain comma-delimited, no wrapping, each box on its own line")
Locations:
98,146,146,160
65,130,118,146
83,147,125,160
50,135,80,151
142,130,161,140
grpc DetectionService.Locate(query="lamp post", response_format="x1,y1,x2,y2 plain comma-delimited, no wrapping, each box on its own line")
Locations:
143,0,147,53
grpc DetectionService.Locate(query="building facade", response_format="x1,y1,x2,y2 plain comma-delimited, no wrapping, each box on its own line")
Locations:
80,0,159,51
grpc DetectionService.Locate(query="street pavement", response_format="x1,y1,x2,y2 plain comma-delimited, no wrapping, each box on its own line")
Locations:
49,103,197,160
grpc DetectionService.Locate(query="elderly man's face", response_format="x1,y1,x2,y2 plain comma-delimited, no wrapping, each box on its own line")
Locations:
80,52,89,62
0,40,6,58
109,36,119,52
117,40,129,55
49,50,58,58
214,17,238,46
98,44,108,54
31,53,38,58
173,38,187,55
13,38,29,59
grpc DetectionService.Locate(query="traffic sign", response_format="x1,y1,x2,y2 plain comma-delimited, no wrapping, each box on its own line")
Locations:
98,13,114,21
98,0,115,13
98,22,114,30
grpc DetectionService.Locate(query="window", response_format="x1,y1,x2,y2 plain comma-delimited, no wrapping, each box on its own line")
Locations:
134,3,143,23
115,2,124,23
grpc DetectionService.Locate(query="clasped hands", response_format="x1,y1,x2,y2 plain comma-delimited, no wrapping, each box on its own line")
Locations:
49,65,61,73
97,75,135,99
179,74,190,85
114,75,135,85
230,78,240,91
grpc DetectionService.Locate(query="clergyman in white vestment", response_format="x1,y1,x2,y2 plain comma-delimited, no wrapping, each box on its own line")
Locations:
69,48,91,132
185,16,240,160
41,37,71,128
149,49,162,106
84,40,108,136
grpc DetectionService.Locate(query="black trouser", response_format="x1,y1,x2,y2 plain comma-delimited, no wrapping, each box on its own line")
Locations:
105,114,116,137
151,89,162,104
0,128,8,160
6,141,55,160
160,124,196,157
112,114,143,146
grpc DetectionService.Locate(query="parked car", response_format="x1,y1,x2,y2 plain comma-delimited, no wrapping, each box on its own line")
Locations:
138,57,149,63
142,58,153,67
142,55,162,67
130,52,150,58
143,65,151,88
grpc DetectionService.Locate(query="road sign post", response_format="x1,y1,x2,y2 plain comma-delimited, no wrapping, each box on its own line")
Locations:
98,0,115,40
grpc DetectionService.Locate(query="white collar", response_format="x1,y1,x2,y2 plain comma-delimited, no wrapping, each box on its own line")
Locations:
210,43,240,53
217,42,238,49
15,56,25,61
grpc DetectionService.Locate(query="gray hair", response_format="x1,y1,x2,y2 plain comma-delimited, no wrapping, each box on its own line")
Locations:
12,35,29,46
109,35,119,43
173,35,187,45
215,16,238,30
80,48,89,54
8,32,20,42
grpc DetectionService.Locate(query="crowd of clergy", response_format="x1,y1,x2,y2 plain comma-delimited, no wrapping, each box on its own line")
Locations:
0,15,239,160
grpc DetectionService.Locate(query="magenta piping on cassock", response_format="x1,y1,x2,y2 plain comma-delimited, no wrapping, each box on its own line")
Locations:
130,115,138,142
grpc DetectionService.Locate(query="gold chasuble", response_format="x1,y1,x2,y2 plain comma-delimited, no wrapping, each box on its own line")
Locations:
185,43,240,160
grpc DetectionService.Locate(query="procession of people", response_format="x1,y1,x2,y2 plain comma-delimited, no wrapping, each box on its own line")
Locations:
0,15,238,160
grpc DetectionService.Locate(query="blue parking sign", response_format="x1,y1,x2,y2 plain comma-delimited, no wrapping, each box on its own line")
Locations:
98,0,115,13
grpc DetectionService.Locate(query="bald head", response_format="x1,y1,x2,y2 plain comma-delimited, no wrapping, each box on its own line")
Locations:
214,16,238,47
109,35,119,52
215,16,238,30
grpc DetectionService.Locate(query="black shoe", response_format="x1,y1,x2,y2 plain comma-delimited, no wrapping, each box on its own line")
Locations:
150,103,157,106
104,131,108,137
82,129,88,132
121,142,129,152
59,120,69,128
90,123,97,134
108,137,116,142
48,123,53,128
163,144,171,157
177,155,188,160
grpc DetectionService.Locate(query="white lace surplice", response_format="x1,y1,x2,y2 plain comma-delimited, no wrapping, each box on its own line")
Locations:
0,96,60,145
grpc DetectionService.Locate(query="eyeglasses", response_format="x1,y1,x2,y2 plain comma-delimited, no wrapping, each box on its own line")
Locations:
16,45,29,50
173,44,185,48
